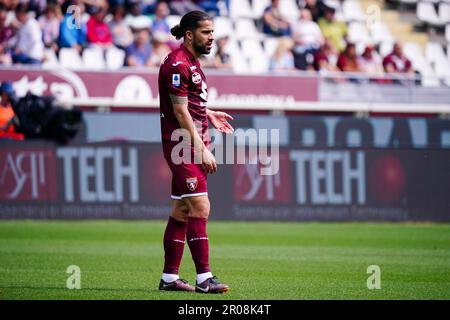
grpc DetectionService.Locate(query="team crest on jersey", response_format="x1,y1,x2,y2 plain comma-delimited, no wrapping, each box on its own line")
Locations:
192,72,202,84
172,74,180,86
186,177,198,191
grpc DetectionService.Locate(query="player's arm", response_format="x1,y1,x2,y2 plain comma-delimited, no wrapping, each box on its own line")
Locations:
206,108,234,134
171,95,217,174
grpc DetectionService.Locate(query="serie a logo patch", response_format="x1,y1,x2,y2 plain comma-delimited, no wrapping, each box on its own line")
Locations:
172,74,180,87
186,177,198,191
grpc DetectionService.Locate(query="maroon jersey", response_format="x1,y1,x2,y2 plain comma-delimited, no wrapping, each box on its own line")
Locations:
158,44,210,156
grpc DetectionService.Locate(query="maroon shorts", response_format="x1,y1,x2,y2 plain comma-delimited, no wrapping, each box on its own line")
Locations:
165,158,208,200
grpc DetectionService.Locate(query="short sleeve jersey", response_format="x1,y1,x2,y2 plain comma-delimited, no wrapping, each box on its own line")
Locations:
158,44,209,154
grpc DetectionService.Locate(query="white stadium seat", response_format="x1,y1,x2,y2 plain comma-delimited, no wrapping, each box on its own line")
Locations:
417,2,444,27
82,46,105,70
234,18,262,40
229,0,254,19
59,47,83,69
213,16,234,39
439,3,450,24
105,47,126,70
252,0,270,18
279,0,300,24
347,22,372,44
342,0,366,22
263,37,280,58
42,49,59,69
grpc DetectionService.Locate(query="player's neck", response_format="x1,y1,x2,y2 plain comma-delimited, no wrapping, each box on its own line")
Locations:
183,43,200,60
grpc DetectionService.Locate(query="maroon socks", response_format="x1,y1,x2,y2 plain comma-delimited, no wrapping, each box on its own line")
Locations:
187,217,211,274
163,216,187,275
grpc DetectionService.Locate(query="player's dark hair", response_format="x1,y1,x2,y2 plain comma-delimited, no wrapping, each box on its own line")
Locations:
170,10,212,40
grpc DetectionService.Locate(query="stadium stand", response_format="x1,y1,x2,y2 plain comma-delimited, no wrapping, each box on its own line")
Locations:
0,0,449,87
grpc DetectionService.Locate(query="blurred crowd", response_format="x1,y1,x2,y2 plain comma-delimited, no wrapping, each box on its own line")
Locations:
264,0,415,79
0,0,416,77
0,0,228,68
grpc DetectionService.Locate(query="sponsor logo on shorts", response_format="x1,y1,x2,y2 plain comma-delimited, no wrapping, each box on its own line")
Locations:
192,72,202,84
186,177,198,191
172,74,180,86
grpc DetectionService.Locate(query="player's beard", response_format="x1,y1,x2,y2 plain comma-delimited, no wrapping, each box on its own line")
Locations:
193,38,212,56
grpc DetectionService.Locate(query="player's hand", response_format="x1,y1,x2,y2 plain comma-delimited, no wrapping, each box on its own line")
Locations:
207,110,234,134
201,148,217,174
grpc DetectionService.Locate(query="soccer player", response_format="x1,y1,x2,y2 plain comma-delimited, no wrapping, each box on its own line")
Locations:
158,11,234,294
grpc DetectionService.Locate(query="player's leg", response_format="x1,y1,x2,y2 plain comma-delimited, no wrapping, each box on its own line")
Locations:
159,182,194,292
183,195,230,293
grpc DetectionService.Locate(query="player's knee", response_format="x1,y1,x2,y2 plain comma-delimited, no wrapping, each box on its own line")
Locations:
190,201,210,219
171,206,189,223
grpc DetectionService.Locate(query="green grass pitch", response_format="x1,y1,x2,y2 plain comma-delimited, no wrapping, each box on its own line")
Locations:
0,220,449,300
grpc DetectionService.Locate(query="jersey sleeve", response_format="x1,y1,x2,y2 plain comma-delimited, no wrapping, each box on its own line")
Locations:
166,62,190,98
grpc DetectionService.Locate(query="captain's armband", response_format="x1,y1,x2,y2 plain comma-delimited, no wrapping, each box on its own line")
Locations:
170,94,188,105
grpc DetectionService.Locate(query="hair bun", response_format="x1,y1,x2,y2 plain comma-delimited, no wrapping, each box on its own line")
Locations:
170,24,183,40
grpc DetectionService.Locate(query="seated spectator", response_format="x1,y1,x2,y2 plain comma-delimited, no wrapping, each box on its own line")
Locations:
11,4,44,64
148,31,171,67
383,42,414,74
269,37,295,72
0,4,13,65
142,0,159,15
125,1,152,31
38,3,62,51
358,44,384,77
87,5,113,48
337,42,361,73
196,0,221,17
125,28,152,67
302,0,326,22
313,39,339,73
318,4,347,53
292,8,324,70
262,0,291,37
0,82,24,140
168,0,202,16
212,35,232,69
59,1,87,52
151,1,170,36
108,5,134,49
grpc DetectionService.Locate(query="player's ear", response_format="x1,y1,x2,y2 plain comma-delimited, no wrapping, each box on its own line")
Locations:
186,30,193,42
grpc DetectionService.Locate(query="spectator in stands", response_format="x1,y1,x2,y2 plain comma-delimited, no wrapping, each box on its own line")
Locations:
196,0,221,17
302,0,326,22
11,3,44,64
337,42,361,73
212,35,232,69
59,1,87,52
87,5,113,48
151,1,170,36
318,4,347,53
0,4,13,65
125,28,152,67
38,3,62,51
148,30,171,67
109,5,134,49
358,44,384,78
269,37,296,72
313,39,339,73
383,42,414,75
292,8,324,70
262,0,291,37
142,0,159,15
125,1,152,31
0,81,23,140
167,0,202,16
